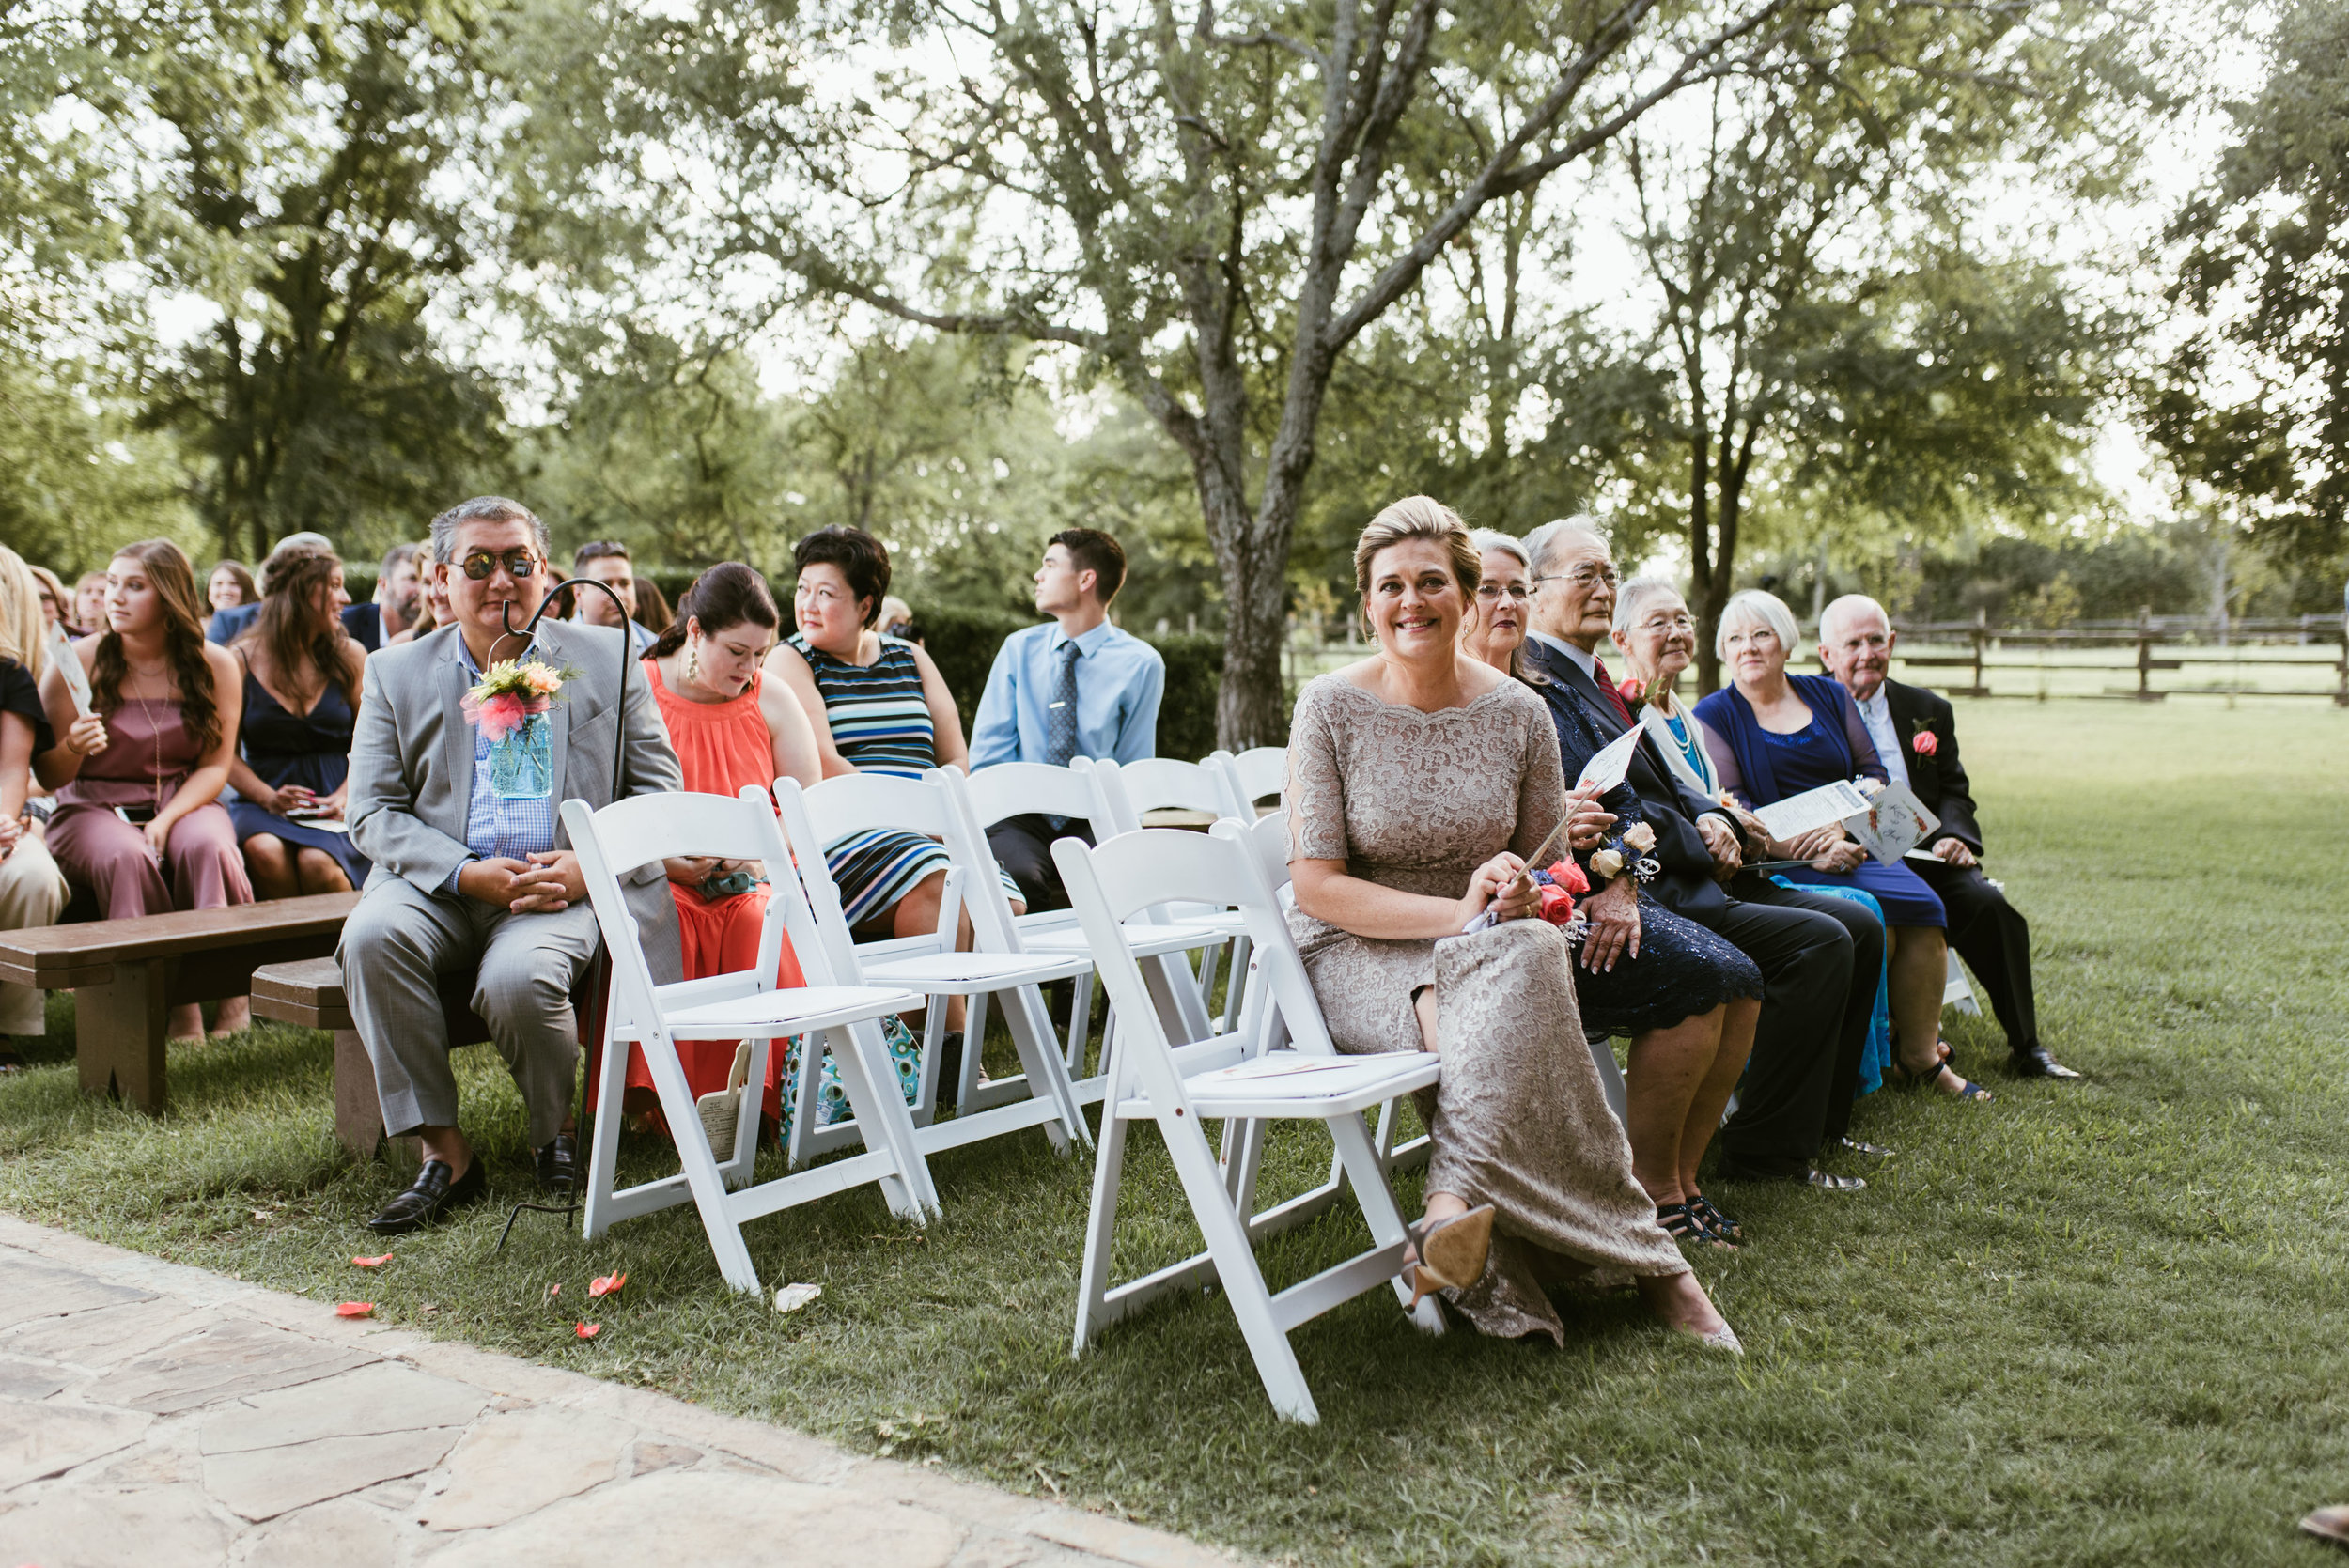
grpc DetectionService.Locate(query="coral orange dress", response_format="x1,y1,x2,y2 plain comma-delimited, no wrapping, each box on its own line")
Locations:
597,660,806,1127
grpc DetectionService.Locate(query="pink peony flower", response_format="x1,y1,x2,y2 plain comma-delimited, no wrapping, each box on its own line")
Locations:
472,692,527,741
1911,729,1939,757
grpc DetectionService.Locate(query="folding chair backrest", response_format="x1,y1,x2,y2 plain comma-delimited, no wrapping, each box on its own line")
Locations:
771,775,900,984
961,761,1101,834
562,787,806,1028
1242,807,1292,895
1232,746,1287,809
1097,756,1235,832
1055,824,1336,1059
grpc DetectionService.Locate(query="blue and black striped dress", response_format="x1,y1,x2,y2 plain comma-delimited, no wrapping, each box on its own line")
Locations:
790,633,1019,926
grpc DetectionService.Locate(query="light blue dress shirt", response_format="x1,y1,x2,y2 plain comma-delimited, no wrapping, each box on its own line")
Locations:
970,620,1166,769
442,636,559,893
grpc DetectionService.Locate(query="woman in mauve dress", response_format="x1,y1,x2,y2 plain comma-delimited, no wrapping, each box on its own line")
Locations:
38,539,253,1042
1284,495,1740,1353
591,563,825,1132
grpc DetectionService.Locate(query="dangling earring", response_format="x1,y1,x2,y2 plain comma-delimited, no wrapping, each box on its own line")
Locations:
684,636,702,688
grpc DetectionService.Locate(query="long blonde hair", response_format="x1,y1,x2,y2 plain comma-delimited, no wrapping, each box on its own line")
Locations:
0,547,47,680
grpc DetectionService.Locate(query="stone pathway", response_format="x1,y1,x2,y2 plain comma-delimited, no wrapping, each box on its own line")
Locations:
0,1217,1242,1568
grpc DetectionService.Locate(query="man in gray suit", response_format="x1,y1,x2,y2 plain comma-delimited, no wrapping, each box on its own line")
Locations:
343,495,683,1235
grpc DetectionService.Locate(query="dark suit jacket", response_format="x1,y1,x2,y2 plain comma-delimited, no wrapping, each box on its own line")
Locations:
1877,677,1984,854
1519,637,1736,924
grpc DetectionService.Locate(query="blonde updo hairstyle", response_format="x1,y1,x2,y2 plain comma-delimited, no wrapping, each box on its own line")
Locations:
1352,496,1484,635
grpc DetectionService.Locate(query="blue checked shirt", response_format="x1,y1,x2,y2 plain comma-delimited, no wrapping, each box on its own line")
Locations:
443,638,559,893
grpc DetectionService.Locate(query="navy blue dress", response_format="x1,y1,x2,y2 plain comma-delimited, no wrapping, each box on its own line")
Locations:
1694,676,1944,929
226,664,371,888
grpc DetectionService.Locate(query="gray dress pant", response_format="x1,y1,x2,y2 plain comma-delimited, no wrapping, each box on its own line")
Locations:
338,878,600,1148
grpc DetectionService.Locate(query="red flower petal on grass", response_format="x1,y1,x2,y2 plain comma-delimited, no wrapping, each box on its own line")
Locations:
351,1254,392,1268
334,1302,375,1318
587,1272,627,1299
575,1323,601,1339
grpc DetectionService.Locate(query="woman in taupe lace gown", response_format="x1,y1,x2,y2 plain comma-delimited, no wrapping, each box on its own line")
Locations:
1285,497,1738,1352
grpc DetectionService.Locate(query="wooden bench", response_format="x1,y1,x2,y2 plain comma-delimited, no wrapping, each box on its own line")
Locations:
0,893,359,1114
250,957,495,1162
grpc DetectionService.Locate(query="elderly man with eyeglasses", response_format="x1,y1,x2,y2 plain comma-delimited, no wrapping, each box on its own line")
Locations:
1518,520,1890,1198
340,496,685,1235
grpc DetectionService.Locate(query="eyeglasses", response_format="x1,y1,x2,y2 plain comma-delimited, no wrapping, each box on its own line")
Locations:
459,549,540,581
1475,582,1532,602
1637,612,1695,633
1534,565,1619,591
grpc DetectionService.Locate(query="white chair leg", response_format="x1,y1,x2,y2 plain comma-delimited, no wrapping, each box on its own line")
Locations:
996,984,1083,1152
826,1019,939,1219
581,1025,632,1240
721,1034,769,1188
637,1033,761,1294
1158,1110,1318,1424
1325,1107,1442,1334
1071,1108,1130,1356
1587,1033,1628,1126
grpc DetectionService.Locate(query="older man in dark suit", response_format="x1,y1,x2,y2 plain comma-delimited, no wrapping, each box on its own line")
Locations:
1517,520,1887,1187
1818,594,2077,1079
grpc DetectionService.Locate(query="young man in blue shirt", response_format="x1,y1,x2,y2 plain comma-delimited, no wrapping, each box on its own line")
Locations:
970,528,1164,909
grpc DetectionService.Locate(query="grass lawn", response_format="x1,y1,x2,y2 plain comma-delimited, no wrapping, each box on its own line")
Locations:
5,698,2348,1565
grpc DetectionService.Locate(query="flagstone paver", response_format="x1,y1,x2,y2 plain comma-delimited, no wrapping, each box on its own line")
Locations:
0,1216,1248,1568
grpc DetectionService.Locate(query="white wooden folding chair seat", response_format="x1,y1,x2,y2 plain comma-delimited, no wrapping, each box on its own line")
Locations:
773,771,1091,1161
567,789,938,1295
1057,822,1444,1425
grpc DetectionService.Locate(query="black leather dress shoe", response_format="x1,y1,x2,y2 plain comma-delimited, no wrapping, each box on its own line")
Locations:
366,1157,488,1235
2010,1047,2082,1080
535,1133,578,1194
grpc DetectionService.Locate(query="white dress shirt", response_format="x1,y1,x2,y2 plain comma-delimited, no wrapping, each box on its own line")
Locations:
1852,688,1912,790
1528,629,1598,679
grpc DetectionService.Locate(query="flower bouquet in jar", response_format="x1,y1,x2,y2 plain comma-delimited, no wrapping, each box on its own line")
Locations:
461,659,579,800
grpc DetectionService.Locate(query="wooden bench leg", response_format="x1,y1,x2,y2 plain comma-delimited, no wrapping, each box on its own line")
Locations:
333,1029,382,1160
332,1028,419,1169
76,959,169,1113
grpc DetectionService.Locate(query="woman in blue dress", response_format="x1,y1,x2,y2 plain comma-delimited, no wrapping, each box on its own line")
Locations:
225,548,371,895
1695,590,1988,1103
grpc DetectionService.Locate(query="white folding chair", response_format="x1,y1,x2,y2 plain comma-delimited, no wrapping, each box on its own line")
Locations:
772,772,1092,1164
1221,745,1287,819
568,789,938,1294
1090,757,1252,1034
954,760,1237,1099
1942,949,1981,1016
1059,822,1444,1423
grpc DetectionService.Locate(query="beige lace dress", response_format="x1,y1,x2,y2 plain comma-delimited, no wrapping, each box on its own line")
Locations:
1283,674,1688,1343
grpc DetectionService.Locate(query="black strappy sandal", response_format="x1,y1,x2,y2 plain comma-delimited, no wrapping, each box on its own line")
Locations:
1687,1193,1743,1246
1657,1202,1727,1248
1889,1057,1992,1102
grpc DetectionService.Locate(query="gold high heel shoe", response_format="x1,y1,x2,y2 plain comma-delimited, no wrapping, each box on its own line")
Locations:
1403,1204,1496,1308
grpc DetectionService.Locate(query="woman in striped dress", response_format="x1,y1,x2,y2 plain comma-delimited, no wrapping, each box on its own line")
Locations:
766,526,1023,940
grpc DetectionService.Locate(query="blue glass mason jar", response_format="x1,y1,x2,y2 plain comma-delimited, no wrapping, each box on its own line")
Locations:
490,707,553,800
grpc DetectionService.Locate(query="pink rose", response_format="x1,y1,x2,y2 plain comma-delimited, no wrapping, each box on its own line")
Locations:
1911,729,1939,757
1617,676,1644,703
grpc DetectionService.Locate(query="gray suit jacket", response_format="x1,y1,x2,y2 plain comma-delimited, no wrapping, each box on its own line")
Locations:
348,619,686,976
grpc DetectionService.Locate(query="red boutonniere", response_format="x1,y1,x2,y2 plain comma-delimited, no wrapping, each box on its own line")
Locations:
1616,676,1645,704
1910,726,1939,758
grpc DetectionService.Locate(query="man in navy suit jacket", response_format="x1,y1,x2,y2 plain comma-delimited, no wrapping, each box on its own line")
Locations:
1819,595,2077,1079
1519,520,1890,1185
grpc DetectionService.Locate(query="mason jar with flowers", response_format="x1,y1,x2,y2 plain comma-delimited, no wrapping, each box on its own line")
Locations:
462,659,578,799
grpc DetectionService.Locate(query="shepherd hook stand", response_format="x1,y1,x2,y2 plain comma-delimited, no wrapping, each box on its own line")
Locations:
490,577,633,1252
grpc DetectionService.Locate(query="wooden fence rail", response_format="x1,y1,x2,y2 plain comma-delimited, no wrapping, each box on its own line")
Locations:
1889,611,2349,704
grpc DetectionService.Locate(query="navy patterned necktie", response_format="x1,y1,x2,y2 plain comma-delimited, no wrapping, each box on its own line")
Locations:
1044,640,1082,766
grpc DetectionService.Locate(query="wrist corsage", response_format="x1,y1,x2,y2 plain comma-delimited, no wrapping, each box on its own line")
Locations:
1588,820,1660,885
1524,858,1592,945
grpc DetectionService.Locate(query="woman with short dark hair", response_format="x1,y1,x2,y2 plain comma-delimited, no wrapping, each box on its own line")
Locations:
226,548,371,896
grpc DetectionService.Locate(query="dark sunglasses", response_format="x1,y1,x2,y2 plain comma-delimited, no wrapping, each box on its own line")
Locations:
459,549,540,581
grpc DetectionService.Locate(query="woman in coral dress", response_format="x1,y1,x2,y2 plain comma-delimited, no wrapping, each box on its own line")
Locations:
598,563,823,1130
